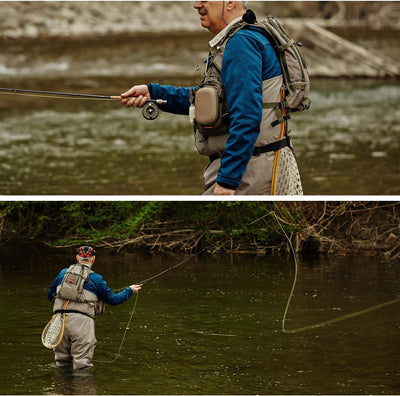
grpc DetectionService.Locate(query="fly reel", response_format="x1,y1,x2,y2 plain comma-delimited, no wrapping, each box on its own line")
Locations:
141,99,167,121
142,102,159,120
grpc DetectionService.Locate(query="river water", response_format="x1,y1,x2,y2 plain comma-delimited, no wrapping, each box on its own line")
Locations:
0,31,399,195
0,244,399,394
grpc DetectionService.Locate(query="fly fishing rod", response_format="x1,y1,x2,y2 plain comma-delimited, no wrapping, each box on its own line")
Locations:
96,211,273,363
135,212,273,286
0,87,167,120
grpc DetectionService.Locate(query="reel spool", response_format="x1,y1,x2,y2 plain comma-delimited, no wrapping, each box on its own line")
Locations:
142,102,160,121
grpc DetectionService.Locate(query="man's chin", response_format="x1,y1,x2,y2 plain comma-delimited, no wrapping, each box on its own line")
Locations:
199,17,209,27
201,22,212,32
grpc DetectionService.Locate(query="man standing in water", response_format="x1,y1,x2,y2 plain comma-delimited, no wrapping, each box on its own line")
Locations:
47,246,142,370
121,1,302,195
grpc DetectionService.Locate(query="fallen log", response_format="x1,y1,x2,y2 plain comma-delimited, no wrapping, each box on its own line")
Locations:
282,19,400,78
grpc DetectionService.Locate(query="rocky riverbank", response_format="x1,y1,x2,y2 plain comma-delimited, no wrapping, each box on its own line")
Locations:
1,1,399,78
1,2,400,39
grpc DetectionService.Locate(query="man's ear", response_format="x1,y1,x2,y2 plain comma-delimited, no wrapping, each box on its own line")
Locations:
225,1,236,11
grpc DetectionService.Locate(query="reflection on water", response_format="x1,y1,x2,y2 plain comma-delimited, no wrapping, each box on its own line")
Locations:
0,245,399,394
0,33,399,194
42,367,97,395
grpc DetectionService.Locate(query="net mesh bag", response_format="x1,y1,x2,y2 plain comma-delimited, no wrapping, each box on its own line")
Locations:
41,313,64,349
272,146,303,195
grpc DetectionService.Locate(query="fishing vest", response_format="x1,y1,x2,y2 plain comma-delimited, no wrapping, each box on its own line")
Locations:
191,14,300,157
53,263,104,319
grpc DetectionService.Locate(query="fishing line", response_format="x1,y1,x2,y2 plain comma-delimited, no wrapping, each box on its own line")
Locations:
272,211,400,334
271,211,299,333
98,211,272,362
283,297,400,334
95,291,140,364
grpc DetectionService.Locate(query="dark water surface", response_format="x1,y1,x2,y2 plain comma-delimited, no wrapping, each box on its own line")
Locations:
0,32,399,195
0,245,399,394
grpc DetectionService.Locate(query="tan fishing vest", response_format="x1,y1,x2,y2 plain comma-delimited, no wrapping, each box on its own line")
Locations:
193,22,290,158
53,263,103,319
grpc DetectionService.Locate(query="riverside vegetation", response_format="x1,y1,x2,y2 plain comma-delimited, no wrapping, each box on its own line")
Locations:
1,201,400,258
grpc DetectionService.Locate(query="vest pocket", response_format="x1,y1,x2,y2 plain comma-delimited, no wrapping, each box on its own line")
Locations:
195,86,220,127
58,283,82,301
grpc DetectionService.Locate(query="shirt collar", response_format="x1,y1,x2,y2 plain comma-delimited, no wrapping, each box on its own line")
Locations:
209,15,244,49
78,262,90,268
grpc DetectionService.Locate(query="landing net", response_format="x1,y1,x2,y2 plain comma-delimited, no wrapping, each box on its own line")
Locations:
41,313,65,349
273,146,303,195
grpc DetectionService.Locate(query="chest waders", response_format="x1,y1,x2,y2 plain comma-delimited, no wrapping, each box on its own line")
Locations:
191,11,308,195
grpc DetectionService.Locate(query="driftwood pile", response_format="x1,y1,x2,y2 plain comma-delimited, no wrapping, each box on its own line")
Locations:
89,202,400,259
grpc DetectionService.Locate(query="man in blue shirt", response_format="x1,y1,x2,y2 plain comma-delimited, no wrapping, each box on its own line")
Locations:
48,246,142,370
121,1,297,195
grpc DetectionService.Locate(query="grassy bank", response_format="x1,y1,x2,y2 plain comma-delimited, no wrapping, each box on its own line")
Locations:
1,201,399,258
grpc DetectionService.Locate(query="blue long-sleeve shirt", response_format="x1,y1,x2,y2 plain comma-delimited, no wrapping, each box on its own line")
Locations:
150,27,282,190
48,266,133,306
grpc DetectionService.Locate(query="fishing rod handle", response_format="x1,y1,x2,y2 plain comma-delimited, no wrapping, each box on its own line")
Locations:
112,96,167,105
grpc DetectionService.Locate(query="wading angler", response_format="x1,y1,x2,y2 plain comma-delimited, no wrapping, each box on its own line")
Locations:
121,1,310,195
45,246,142,370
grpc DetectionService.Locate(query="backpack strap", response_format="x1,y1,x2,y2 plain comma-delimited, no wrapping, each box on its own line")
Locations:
263,101,291,127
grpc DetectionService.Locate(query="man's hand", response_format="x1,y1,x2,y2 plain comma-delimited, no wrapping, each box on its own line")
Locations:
129,284,143,293
213,183,235,195
121,85,150,108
